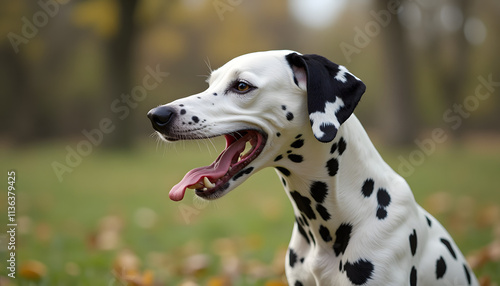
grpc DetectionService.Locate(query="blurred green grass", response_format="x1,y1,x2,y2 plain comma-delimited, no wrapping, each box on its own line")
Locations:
1,138,499,285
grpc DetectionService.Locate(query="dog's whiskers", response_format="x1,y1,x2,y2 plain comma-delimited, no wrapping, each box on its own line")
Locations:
151,132,164,153
204,56,213,73
195,140,204,153
199,136,219,158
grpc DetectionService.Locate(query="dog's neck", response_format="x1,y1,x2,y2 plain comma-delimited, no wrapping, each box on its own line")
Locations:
276,115,398,245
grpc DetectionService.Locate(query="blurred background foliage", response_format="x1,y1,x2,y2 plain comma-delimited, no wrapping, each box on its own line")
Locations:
0,0,499,285
0,0,499,146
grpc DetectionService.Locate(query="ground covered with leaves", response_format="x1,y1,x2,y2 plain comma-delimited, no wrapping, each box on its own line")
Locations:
0,139,499,285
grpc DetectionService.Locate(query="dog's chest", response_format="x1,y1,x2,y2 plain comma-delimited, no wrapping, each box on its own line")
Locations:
275,129,404,285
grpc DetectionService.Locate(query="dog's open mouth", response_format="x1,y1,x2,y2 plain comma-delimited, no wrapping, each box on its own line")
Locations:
169,130,267,201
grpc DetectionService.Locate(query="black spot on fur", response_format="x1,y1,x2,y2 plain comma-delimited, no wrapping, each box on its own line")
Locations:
288,154,303,163
316,204,331,220
361,179,374,198
319,225,332,242
410,266,417,286
282,105,287,110
191,116,199,123
287,150,292,154
276,167,291,177
294,281,304,286
289,248,298,268
296,219,310,245
333,223,352,256
338,137,347,155
180,109,186,115
274,155,283,162
377,188,391,207
291,139,305,149
297,216,304,226
295,134,302,139
281,177,287,187
286,112,294,121
463,263,472,285
318,124,338,142
440,238,457,260
376,207,388,220
277,132,281,137
301,214,309,226
326,158,339,176
344,259,374,285
409,229,417,256
308,230,316,245
330,143,337,154
179,104,184,107
436,256,447,279
233,167,253,181
339,261,343,271
300,258,304,263
310,181,328,203
213,92,217,96
376,188,391,219
426,216,432,227
291,191,316,220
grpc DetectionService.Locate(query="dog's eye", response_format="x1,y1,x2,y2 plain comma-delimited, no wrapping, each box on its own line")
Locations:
237,82,249,92
232,81,254,94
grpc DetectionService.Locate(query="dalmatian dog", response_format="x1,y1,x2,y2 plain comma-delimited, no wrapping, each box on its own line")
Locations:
147,50,478,285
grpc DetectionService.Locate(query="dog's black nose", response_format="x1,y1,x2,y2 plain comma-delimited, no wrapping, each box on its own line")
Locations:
147,106,176,132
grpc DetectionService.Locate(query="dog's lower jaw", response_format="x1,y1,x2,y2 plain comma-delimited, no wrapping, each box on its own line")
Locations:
168,129,268,201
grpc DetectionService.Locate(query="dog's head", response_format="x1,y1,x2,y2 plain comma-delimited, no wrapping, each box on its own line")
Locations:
148,50,365,201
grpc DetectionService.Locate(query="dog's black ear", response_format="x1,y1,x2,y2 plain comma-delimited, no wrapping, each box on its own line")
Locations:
286,53,366,142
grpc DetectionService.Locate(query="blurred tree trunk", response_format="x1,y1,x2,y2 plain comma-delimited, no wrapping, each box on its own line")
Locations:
375,0,419,146
0,46,43,144
104,0,138,149
0,2,55,144
425,0,472,139
493,8,500,132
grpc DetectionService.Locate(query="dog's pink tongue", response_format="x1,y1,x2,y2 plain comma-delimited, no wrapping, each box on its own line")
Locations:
168,137,247,201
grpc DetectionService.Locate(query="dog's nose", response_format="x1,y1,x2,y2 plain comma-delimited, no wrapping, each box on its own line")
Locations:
147,106,176,132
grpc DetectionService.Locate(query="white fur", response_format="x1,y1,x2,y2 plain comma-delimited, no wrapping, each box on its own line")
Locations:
335,65,361,83
309,98,344,139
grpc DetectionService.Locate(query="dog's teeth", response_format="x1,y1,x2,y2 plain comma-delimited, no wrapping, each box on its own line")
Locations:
188,182,203,190
203,177,216,188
